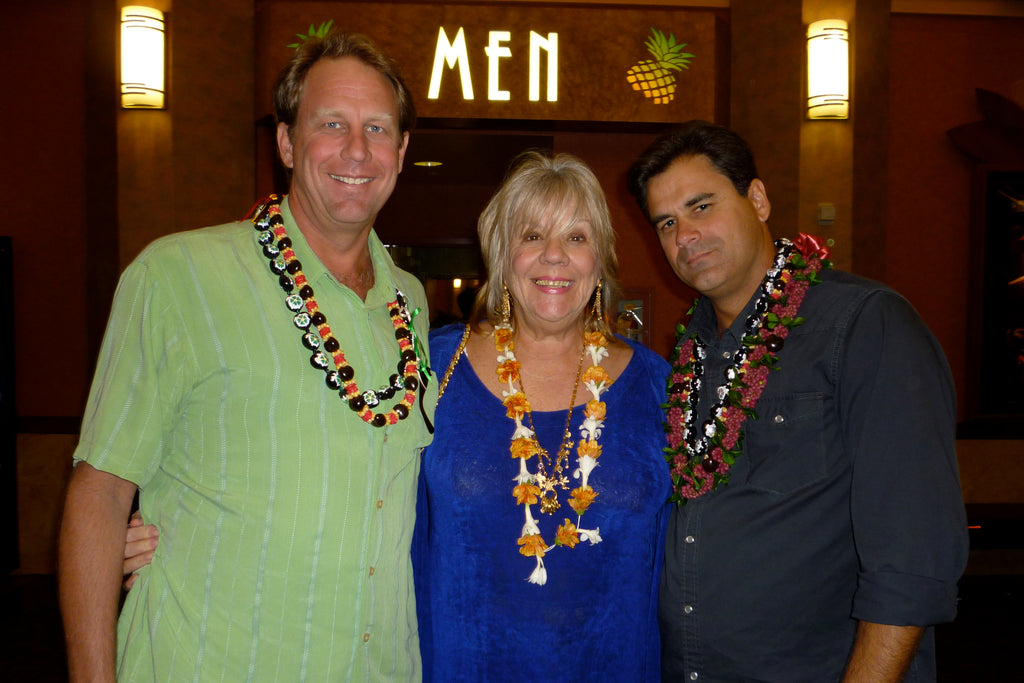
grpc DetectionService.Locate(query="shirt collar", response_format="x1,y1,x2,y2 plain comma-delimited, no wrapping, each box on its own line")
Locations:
279,196,399,308
689,277,771,348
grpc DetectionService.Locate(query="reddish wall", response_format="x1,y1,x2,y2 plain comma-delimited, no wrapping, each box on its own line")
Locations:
3,2,93,417
887,14,1024,422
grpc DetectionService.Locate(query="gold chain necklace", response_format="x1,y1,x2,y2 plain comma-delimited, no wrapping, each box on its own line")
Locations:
518,346,586,514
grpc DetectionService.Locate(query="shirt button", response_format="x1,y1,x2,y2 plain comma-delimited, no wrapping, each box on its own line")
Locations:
773,414,785,424
683,604,694,614
368,566,375,576
376,499,383,509
363,633,370,643
689,672,699,680
721,351,732,359
685,535,695,544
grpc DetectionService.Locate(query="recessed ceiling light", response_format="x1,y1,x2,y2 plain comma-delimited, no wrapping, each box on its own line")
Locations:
413,160,443,167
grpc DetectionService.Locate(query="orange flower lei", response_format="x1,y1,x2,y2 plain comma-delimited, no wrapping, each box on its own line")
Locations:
496,323,611,585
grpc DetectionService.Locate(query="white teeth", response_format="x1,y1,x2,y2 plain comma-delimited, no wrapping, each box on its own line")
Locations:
329,174,371,185
535,279,570,287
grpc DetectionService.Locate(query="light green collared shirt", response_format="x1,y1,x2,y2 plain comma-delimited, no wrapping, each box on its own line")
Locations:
75,197,436,682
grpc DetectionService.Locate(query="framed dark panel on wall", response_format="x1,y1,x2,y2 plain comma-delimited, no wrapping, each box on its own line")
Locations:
0,237,16,570
963,168,1024,438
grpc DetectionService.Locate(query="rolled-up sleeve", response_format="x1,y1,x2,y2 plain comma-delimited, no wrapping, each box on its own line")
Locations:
842,290,968,626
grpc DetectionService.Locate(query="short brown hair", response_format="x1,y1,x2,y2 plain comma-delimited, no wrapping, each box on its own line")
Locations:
627,120,759,220
473,151,619,337
273,32,416,135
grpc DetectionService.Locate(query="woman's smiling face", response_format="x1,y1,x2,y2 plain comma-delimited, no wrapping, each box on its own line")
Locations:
506,207,600,336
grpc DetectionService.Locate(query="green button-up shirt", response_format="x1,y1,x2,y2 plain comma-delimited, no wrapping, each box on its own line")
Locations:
75,197,436,681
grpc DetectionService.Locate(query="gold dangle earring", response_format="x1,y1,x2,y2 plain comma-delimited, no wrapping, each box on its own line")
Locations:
501,284,512,326
591,279,604,327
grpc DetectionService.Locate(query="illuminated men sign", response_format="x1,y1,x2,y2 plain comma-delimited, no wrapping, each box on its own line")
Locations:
427,27,559,102
257,3,719,123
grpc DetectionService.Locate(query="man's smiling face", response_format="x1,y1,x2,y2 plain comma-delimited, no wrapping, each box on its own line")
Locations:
277,56,408,238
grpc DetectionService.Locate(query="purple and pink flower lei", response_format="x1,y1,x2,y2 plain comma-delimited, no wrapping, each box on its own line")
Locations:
663,234,832,504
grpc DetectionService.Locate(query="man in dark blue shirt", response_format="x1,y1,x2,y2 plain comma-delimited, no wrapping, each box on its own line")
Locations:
627,121,968,682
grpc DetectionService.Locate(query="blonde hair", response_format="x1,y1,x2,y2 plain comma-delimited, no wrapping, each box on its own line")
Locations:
472,150,619,337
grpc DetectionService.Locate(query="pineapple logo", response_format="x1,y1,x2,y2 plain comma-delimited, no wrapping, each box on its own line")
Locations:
626,29,695,105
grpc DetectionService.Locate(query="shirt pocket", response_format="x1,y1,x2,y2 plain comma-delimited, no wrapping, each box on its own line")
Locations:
742,393,828,494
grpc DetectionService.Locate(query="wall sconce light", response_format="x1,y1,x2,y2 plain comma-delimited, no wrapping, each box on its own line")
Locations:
121,6,166,109
806,19,849,120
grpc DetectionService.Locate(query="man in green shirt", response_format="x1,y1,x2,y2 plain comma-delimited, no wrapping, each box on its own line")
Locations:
58,33,436,682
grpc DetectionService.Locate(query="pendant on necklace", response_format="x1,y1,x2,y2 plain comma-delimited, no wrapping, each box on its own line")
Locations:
535,462,569,514
540,493,561,514
535,473,561,513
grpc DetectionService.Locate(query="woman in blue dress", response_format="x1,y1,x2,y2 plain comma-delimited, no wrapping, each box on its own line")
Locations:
413,151,671,682
121,151,672,681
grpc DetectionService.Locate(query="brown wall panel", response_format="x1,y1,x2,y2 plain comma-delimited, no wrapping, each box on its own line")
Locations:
3,1,97,418
887,14,1024,424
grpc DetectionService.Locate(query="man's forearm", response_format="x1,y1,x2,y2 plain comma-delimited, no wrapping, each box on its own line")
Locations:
58,462,138,683
842,620,925,683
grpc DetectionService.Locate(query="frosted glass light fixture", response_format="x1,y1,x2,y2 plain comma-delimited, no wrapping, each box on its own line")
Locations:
807,19,849,120
121,6,166,109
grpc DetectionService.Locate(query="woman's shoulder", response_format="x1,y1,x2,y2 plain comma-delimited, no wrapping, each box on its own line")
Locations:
428,323,470,366
429,322,469,345
618,336,671,376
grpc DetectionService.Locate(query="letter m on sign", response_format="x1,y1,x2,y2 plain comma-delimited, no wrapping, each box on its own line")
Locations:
428,27,474,100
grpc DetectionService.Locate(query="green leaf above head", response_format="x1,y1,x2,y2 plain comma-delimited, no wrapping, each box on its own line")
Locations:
287,19,335,49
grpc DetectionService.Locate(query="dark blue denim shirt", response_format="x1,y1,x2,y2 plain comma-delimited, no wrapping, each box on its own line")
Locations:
659,269,968,683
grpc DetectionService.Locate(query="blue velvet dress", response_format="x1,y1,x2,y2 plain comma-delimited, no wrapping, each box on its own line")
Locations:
413,324,672,682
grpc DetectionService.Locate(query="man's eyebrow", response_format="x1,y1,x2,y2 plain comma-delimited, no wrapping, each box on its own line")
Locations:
313,108,397,121
650,211,671,226
650,191,716,225
684,192,715,208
